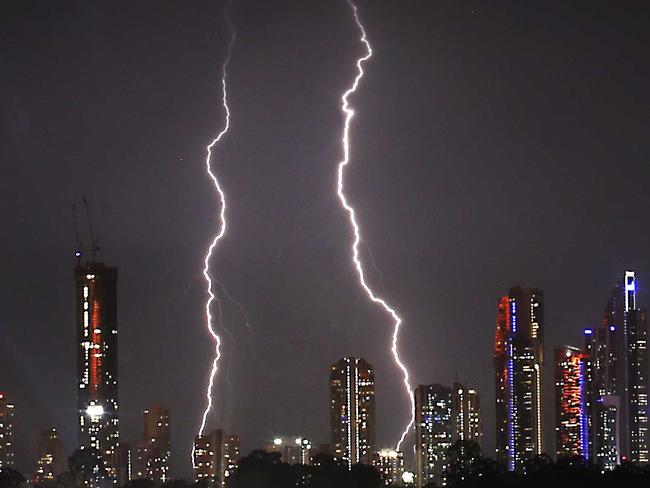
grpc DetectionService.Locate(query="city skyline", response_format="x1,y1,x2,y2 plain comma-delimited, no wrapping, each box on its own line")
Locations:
2,0,650,482
0,264,648,483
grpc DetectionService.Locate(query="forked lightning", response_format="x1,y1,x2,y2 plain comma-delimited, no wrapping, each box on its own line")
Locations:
337,0,415,451
193,1,236,467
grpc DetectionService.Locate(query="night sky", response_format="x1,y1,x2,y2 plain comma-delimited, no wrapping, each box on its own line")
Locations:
2,0,650,480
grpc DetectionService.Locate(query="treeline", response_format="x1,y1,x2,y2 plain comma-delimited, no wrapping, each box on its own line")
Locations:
441,440,650,488
223,443,650,488
2,441,650,488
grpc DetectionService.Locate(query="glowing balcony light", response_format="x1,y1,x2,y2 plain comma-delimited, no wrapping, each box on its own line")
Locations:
402,471,414,484
87,405,104,417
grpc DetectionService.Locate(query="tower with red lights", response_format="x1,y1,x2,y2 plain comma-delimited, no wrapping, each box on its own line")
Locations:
555,346,590,459
75,260,119,479
493,296,510,466
493,287,544,472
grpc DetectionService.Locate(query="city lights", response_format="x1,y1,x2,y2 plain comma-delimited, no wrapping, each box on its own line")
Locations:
86,405,104,418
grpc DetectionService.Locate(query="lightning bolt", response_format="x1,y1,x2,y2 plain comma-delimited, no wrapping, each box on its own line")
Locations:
337,0,415,452
193,0,236,467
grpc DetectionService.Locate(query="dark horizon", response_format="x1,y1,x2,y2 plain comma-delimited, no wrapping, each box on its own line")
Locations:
2,0,650,480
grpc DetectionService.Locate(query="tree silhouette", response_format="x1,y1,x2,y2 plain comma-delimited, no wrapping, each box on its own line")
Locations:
443,439,482,486
227,450,296,488
68,448,107,487
0,468,26,488
125,479,154,488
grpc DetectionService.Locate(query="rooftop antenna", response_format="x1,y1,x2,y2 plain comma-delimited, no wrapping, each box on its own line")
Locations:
72,199,83,265
82,196,100,262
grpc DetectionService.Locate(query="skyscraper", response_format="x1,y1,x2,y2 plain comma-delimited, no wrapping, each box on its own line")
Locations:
554,346,590,460
115,443,132,488
493,287,544,471
452,383,482,448
415,384,453,487
34,428,65,483
0,393,15,468
133,404,170,485
75,260,119,479
596,271,649,465
329,357,375,466
193,430,239,487
584,322,619,469
493,296,510,466
626,308,648,463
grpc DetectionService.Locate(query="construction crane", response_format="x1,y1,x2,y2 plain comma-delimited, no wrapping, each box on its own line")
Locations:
82,196,100,262
72,198,83,265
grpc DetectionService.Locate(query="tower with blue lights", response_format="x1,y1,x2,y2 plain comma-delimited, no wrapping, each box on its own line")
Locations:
554,346,590,459
493,286,544,472
585,270,649,467
494,296,510,466
583,321,619,468
613,272,649,464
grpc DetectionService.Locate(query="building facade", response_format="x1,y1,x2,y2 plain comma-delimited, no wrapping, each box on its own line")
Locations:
493,296,510,466
626,308,648,464
586,271,649,467
493,287,544,472
452,383,482,448
265,436,312,465
133,404,170,485
115,443,132,487
330,357,375,466
34,428,65,483
75,261,120,480
0,393,15,468
415,384,453,487
584,321,619,469
193,429,239,487
372,450,404,486
554,346,590,459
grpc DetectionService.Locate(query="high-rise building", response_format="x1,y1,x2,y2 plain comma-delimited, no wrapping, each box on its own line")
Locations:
329,357,375,466
415,384,453,487
372,450,404,486
584,321,619,469
626,308,648,463
75,261,119,480
493,296,510,466
593,271,649,465
34,428,65,483
193,430,239,487
115,443,132,488
133,404,170,485
0,393,15,468
493,287,544,472
554,346,590,460
265,436,312,465
452,383,482,448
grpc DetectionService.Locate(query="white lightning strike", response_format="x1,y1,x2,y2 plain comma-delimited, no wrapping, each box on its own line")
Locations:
338,0,415,452
193,1,236,467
